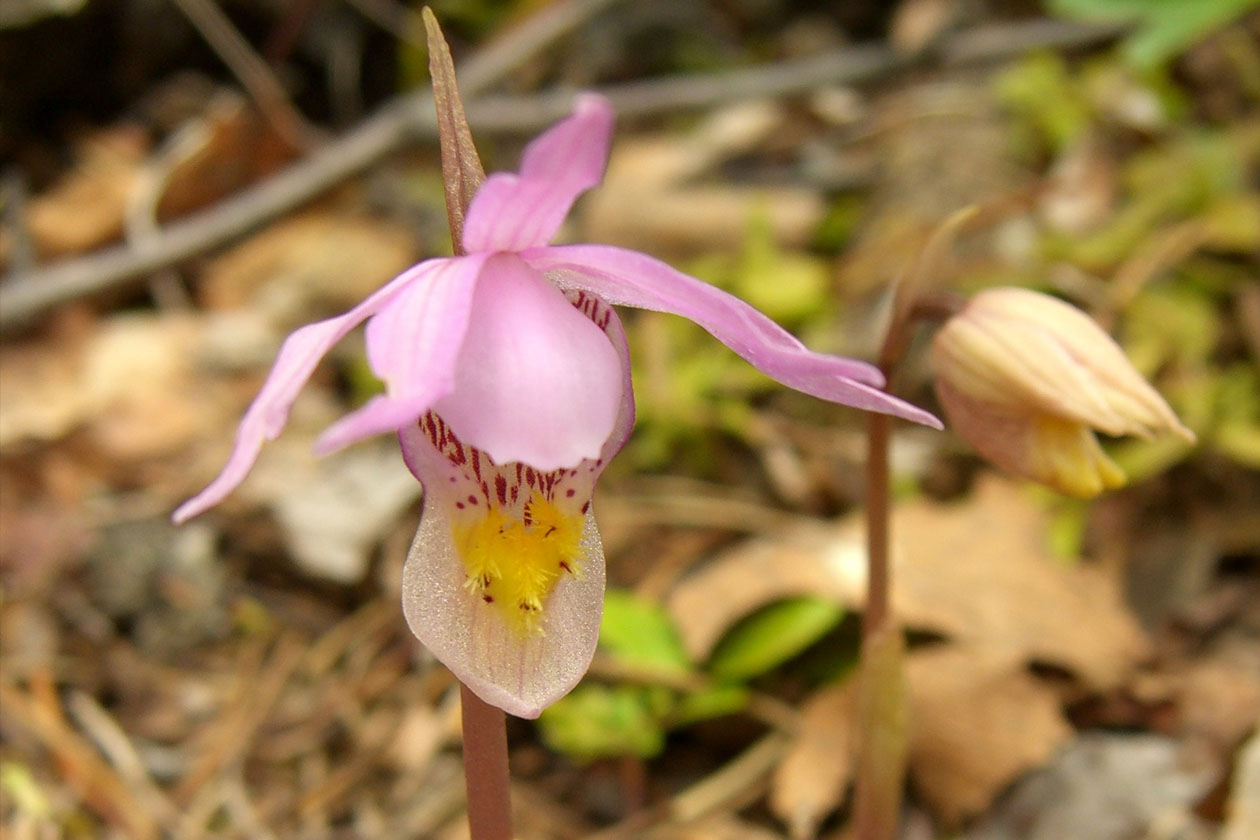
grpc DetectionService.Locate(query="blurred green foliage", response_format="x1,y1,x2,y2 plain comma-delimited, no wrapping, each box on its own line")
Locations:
626,215,834,472
707,597,845,682
1047,0,1260,69
538,589,847,763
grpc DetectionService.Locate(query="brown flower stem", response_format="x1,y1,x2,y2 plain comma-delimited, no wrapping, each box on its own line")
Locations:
862,412,891,638
460,683,514,840
853,409,908,840
854,209,975,840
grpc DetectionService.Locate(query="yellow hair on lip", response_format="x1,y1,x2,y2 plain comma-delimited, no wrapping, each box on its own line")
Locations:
452,493,587,636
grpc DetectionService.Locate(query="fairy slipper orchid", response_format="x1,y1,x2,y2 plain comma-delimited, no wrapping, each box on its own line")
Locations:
173,94,940,718
931,287,1196,498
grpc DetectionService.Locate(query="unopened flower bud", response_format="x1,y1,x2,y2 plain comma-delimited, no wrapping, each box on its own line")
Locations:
931,287,1195,497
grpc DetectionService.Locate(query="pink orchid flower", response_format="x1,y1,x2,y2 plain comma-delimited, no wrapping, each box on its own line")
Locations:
174,94,940,717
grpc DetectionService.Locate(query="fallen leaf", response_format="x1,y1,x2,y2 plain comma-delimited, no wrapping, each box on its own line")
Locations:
665,520,862,663
1040,133,1118,235
82,314,213,461
906,644,1073,827
25,124,148,257
0,312,239,461
1177,659,1260,757
667,476,1148,690
0,323,94,447
153,92,297,222
770,679,857,840
890,477,1151,691
1222,730,1260,840
890,0,958,55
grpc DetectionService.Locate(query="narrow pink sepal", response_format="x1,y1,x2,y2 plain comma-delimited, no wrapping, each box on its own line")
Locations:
522,244,944,429
172,261,443,523
461,94,615,254
313,253,490,454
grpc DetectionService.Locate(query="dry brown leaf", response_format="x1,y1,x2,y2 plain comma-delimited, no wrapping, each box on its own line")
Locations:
770,679,858,840
1177,660,1260,756
82,314,214,461
0,311,257,464
890,0,958,54
665,519,863,662
890,476,1150,690
1223,730,1260,840
906,644,1073,827
25,124,148,257
667,476,1147,690
154,93,297,222
198,210,418,321
0,320,95,447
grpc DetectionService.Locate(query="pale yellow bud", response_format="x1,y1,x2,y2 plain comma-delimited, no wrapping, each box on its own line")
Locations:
931,288,1195,497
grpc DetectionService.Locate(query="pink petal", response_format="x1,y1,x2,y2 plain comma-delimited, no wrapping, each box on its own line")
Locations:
523,244,944,428
398,480,607,719
461,95,614,254
431,254,623,471
172,259,448,523
314,253,490,453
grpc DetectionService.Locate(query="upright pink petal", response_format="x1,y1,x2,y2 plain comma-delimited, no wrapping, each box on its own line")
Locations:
172,259,448,523
314,253,490,453
523,244,944,428
462,95,615,254
431,254,623,470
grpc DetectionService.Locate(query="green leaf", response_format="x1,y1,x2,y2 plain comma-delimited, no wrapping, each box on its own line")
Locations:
537,684,668,762
707,597,845,682
994,52,1091,153
1047,0,1260,68
1124,285,1220,374
670,684,750,728
599,589,691,673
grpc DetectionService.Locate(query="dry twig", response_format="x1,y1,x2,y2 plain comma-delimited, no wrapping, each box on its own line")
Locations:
0,17,1125,332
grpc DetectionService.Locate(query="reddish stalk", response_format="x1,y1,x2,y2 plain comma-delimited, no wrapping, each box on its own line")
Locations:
853,210,973,840
460,684,514,840
863,412,891,638
853,395,907,840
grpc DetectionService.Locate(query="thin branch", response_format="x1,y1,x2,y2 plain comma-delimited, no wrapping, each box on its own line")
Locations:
0,17,1125,333
166,0,312,148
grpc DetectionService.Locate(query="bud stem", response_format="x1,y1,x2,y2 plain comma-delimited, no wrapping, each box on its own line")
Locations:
853,211,973,840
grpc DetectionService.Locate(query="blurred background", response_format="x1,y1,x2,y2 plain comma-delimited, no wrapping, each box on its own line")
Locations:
1,1,1258,838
